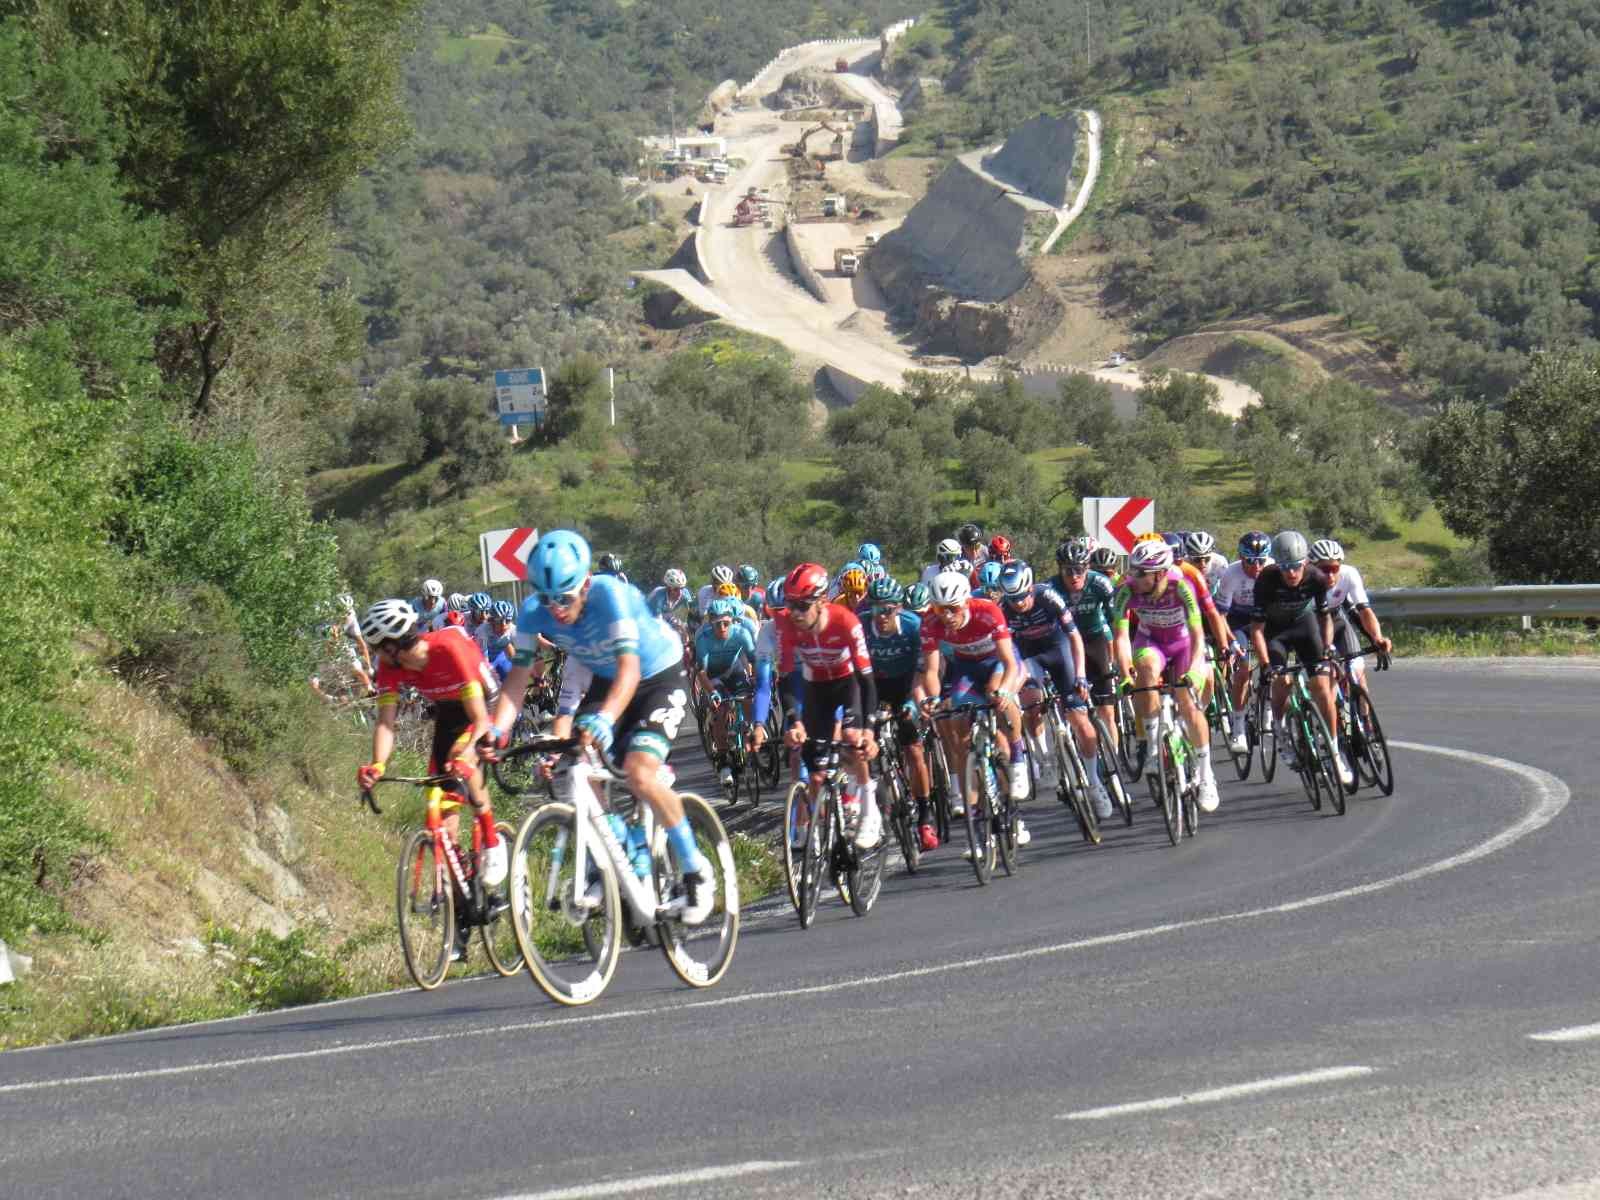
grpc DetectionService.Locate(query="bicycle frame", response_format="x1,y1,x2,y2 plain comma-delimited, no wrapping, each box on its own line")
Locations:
537,753,667,929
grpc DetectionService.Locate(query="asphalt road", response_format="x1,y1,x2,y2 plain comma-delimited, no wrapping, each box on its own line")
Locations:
5,659,1600,1200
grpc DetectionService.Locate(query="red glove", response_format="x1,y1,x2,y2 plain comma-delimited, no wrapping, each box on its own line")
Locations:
447,757,476,782
357,762,385,791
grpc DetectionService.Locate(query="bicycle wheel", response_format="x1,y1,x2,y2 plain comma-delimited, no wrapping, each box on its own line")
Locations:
847,832,884,916
1304,704,1346,815
1088,712,1132,826
884,758,919,875
963,754,996,885
491,741,556,803
656,792,739,987
1059,719,1101,846
1158,738,1183,846
993,749,1020,876
925,733,953,846
1256,684,1278,782
1180,748,1199,839
1330,694,1361,801
798,787,831,928
1350,683,1394,796
480,820,524,977
1115,695,1147,782
396,830,454,991
509,802,621,1007
758,713,782,788
1293,713,1324,812
1231,674,1256,781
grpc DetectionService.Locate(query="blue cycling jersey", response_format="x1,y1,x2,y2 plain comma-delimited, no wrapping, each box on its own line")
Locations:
513,574,681,680
864,610,922,678
1002,583,1076,657
694,621,756,678
647,585,693,619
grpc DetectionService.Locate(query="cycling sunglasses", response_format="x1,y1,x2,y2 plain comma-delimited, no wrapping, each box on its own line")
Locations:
934,601,965,613
712,617,734,628
871,603,902,616
785,596,822,612
536,588,582,608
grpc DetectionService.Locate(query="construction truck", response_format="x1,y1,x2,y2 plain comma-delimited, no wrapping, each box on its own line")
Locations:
821,194,844,218
834,247,859,276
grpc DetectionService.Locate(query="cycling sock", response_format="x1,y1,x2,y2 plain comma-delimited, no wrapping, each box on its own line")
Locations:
476,808,499,849
1143,718,1160,743
864,779,877,806
1090,756,1102,785
666,820,700,871
1010,741,1025,764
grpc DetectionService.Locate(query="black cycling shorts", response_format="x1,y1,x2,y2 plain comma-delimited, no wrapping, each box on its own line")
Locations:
1331,610,1364,661
1265,610,1329,675
797,675,862,769
1021,646,1085,710
578,663,690,763
428,701,473,800
875,672,921,747
1080,635,1117,704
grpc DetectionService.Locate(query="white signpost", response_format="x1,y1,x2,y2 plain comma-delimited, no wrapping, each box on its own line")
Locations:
494,368,546,434
480,527,539,585
1083,496,1155,553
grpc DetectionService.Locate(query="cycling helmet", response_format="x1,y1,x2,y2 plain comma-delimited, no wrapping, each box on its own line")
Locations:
595,552,624,576
528,529,590,596
838,564,867,596
766,578,786,613
953,557,973,577
1129,540,1174,572
336,592,355,613
1184,530,1216,559
868,577,905,606
905,582,931,612
663,568,686,589
361,598,419,644
864,561,887,583
957,522,983,545
714,581,740,598
1057,537,1093,566
469,591,492,615
710,564,735,586
988,534,1013,561
1089,546,1119,571
785,562,829,602
1309,538,1344,564
446,592,469,612
493,600,515,621
1272,530,1309,568
857,542,883,564
978,560,1004,592
708,597,739,620
1238,531,1272,562
421,578,444,600
1161,531,1184,555
737,563,761,584
935,537,962,564
999,561,1034,598
930,571,972,606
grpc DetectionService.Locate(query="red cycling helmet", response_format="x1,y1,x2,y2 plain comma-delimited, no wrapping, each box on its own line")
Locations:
784,562,829,603
988,534,1013,560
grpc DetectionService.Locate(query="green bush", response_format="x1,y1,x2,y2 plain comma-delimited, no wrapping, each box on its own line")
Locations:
209,925,351,1010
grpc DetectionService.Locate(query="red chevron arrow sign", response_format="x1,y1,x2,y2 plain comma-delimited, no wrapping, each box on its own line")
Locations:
1083,497,1154,553
479,526,538,584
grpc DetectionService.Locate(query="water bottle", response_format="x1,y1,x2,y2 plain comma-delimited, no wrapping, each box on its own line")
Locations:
605,813,630,868
624,822,652,879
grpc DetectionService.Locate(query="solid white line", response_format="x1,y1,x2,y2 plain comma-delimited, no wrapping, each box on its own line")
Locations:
1528,1023,1600,1043
0,740,1566,1096
491,1160,804,1200
1058,1066,1377,1120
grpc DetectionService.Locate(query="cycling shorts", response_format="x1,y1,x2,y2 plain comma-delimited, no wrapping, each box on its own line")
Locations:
946,655,1004,699
709,668,752,698
428,701,475,802
577,663,690,763
1331,610,1364,669
798,675,862,769
1132,626,1194,681
1021,647,1085,710
1265,611,1329,675
1080,635,1117,705
875,671,921,747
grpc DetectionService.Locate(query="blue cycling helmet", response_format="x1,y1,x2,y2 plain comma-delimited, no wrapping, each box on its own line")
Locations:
857,542,883,564
737,563,761,584
864,561,887,583
999,561,1034,598
1161,531,1184,555
1238,531,1272,562
868,577,905,605
493,599,514,621
978,560,1004,591
529,530,590,596
766,578,785,612
469,591,492,614
708,596,740,620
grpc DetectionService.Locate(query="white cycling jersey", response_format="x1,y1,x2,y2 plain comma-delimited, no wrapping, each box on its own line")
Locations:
1212,559,1271,620
414,598,448,632
695,583,717,617
1194,551,1228,593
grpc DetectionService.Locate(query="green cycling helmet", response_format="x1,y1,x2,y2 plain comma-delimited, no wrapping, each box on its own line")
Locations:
868,577,905,606
904,582,931,612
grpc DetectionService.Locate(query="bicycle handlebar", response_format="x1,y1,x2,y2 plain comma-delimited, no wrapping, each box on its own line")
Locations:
356,771,455,815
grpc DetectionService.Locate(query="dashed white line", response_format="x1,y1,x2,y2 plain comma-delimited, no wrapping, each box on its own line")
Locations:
1528,1023,1600,1043
1058,1066,1378,1120
491,1160,805,1200
0,740,1566,1096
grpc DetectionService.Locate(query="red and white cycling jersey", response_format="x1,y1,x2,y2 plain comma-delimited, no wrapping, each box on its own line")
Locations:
920,597,1014,661
374,629,498,706
774,603,874,682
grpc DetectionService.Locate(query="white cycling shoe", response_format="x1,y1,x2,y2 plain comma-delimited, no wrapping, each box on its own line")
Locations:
849,799,883,849
1335,755,1355,788
1091,783,1114,821
482,841,508,888
1226,730,1249,755
1007,765,1030,802
1198,775,1220,813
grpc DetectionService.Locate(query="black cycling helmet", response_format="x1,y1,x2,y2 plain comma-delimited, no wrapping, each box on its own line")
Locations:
595,552,624,576
957,522,983,546
1057,537,1093,566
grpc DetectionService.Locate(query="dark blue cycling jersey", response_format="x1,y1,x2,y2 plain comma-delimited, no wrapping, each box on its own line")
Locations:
1001,584,1075,659
864,610,921,678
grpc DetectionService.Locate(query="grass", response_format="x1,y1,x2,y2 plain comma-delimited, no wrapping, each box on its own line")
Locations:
1390,619,1599,658
433,24,521,69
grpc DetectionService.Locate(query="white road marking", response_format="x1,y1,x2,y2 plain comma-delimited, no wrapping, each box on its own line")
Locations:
1528,1023,1600,1043
491,1160,804,1200
0,740,1566,1096
1058,1065,1378,1120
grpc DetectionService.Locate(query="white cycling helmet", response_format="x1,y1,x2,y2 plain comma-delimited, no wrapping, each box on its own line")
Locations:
935,537,961,563
1310,538,1345,563
663,568,686,588
1184,530,1216,559
1129,541,1174,572
361,598,419,644
446,592,469,612
710,564,735,586
421,578,444,600
929,571,972,606
335,592,355,613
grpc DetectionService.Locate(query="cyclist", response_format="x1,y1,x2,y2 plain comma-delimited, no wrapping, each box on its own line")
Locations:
488,601,518,683
736,564,766,611
988,534,1014,566
1247,531,1354,786
921,538,963,586
356,598,507,963
956,523,988,570
1212,531,1273,753
1089,545,1122,584
863,578,937,850
698,564,736,620
761,563,881,850
468,592,496,658
857,542,886,573
832,562,869,612
1051,538,1125,782
974,559,1004,600
917,570,1030,809
695,595,759,792
487,530,715,925
595,552,628,584
905,582,932,616
309,593,375,700
415,579,448,632
648,568,694,631
1309,538,1392,687
1184,531,1229,593
1112,539,1220,812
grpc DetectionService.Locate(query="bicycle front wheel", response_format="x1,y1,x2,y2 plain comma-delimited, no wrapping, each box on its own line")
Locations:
1305,705,1346,816
1351,683,1394,796
397,830,454,991
1116,695,1147,782
658,791,739,989
509,802,621,1007
1158,738,1183,846
1089,711,1133,826
1256,685,1278,782
1294,714,1324,812
798,788,830,928
480,820,524,977
963,755,996,885
884,758,919,875
782,781,807,911
925,734,954,845
1060,720,1101,846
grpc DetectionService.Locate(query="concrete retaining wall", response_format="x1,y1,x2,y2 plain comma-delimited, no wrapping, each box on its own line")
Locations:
981,114,1079,209
738,38,876,99
881,17,917,50
985,364,1142,420
783,216,829,303
824,363,875,402
690,192,714,285
872,157,1034,302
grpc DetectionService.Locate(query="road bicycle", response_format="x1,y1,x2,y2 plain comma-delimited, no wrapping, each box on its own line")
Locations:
1125,680,1201,846
793,738,885,927
871,707,922,875
504,735,738,1006
1208,646,1255,780
361,775,522,990
1331,646,1395,796
917,713,956,847
1023,671,1128,844
1261,660,1344,816
933,701,1012,884
1113,684,1148,783
706,687,764,809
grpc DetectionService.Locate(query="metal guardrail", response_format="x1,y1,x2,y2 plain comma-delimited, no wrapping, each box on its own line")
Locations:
1369,585,1600,621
